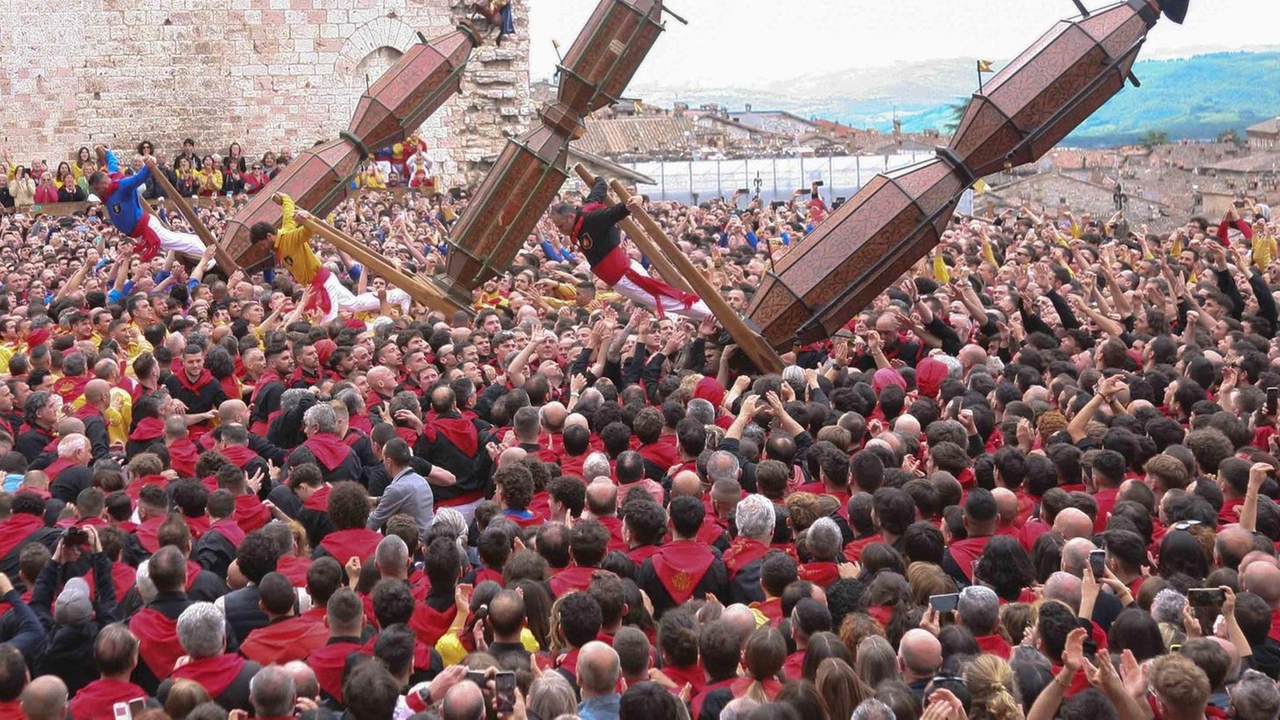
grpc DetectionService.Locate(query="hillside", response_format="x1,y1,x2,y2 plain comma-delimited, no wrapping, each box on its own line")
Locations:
632,51,1280,148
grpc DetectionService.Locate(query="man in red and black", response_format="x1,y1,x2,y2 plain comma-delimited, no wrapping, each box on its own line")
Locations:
191,490,245,578
723,494,780,605
548,520,610,596
943,488,999,587
163,345,228,439
306,587,365,704
367,580,443,684
637,496,728,618
288,404,363,485
409,536,463,648
0,493,60,584
269,462,333,550
633,406,679,482
249,345,294,435
16,391,59,464
616,499,665,575
288,340,323,389
415,386,494,517
74,380,113,461
210,424,271,496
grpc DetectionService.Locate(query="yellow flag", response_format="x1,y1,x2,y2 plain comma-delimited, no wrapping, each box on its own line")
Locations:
933,255,951,283
1170,235,1183,258
977,59,994,73
972,178,990,195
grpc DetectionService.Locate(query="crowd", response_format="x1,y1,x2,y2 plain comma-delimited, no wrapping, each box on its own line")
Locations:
0,135,1273,720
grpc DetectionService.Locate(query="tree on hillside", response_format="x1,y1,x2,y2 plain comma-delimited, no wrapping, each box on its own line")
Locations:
1217,128,1243,147
944,99,971,133
1139,130,1169,148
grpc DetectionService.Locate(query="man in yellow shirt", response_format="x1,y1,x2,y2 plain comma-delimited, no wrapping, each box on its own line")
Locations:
249,194,409,320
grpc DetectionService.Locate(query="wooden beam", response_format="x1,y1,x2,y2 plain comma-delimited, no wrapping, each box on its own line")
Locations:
570,164,694,295
270,194,470,318
603,180,785,374
145,163,240,273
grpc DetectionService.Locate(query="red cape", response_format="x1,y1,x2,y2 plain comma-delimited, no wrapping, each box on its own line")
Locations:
67,679,150,720
548,565,596,596
308,640,363,701
975,634,1012,659
241,616,330,665
947,535,992,582
209,517,246,548
319,528,383,565
303,484,331,513
174,368,216,395
53,374,89,403
301,433,352,471
408,602,457,647
424,416,478,456
276,554,312,587
233,494,270,534
0,514,44,560
129,417,165,443
126,473,169,502
133,516,164,554
220,444,260,469
129,607,182,678
722,537,770,580
170,653,245,698
168,438,200,479
843,534,883,562
797,562,841,586
651,540,715,604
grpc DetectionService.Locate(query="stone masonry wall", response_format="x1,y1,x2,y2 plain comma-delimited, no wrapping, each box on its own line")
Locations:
0,0,533,185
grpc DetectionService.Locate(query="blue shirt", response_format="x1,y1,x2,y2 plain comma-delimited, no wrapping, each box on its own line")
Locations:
578,694,620,720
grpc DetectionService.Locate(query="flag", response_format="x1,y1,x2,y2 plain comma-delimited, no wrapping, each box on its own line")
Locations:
977,59,994,73
972,178,990,195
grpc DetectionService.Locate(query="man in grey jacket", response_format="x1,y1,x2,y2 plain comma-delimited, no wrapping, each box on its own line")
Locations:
368,438,445,535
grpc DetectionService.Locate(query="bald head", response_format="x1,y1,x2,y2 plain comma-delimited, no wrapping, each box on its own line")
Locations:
20,676,67,720
1044,571,1083,613
1243,561,1280,607
83,380,110,408
586,479,617,517
367,366,397,393
282,660,319,700
721,604,759,645
541,402,567,432
441,680,485,720
576,641,621,695
898,629,942,679
219,399,250,425
893,414,921,438
1053,507,1093,540
1061,538,1097,577
54,418,85,438
671,471,702,498
565,413,589,430
992,488,1018,525
1216,526,1253,571
497,447,527,468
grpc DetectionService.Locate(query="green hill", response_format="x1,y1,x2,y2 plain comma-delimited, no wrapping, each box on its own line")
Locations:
899,51,1280,147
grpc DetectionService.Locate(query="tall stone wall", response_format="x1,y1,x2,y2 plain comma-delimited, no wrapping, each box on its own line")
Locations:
0,0,533,184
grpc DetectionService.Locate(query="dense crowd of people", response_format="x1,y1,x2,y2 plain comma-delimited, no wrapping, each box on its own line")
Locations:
0,136,1274,720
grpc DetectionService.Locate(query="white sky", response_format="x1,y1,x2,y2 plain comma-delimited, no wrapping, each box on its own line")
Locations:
528,0,1280,90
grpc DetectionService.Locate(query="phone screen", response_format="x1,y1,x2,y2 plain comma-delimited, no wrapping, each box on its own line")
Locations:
1089,550,1106,577
929,593,960,613
494,672,516,713
1188,588,1225,608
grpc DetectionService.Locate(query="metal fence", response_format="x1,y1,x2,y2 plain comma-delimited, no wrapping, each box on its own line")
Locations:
623,152,937,204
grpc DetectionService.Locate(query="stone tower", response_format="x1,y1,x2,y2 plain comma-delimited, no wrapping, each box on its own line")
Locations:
0,0,532,184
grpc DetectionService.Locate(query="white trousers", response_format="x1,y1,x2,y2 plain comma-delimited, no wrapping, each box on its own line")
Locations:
155,223,207,257
321,273,411,322
613,259,713,320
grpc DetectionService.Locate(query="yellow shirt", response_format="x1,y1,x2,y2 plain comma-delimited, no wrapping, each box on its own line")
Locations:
0,343,14,374
435,627,540,667
275,195,323,285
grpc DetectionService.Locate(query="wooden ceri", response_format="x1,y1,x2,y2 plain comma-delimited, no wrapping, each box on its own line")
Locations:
590,173,784,375
269,194,469,318
570,164,693,295
146,164,241,273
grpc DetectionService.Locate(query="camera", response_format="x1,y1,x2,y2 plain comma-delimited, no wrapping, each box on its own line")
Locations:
63,526,88,547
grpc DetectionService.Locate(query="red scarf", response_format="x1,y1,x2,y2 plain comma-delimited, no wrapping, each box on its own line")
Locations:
948,535,993,582
318,528,382,565
276,554,312,587
424,416,479,456
303,485,331,513
133,516,165,554
751,597,784,626
126,474,169,502
67,679,150,720
309,641,363,702
219,444,260,469
722,537,770,580
129,608,182,678
628,544,661,566
797,562,841,586
241,616,330,665
129,417,165,442
53,374,89,403
233,494,270,534
301,433,351,471
43,457,80,482
0,514,44,560
74,404,103,423
975,634,1012,659
548,565,596,596
175,368,216,394
843,534,883,562
651,540,716,604
168,438,200,478
209,517,247,548
251,370,282,405
170,653,245,698
408,602,457,647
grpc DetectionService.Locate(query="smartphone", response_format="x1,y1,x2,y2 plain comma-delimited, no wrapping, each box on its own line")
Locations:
929,593,960,613
1188,588,1225,608
494,671,517,713
737,188,750,195
127,698,146,718
814,180,825,187
63,526,88,547
1089,549,1106,577
113,704,131,720
1268,387,1278,415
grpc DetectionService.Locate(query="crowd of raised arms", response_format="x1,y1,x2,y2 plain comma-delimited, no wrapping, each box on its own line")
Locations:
0,138,1276,720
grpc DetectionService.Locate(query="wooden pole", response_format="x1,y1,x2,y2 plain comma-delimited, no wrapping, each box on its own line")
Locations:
570,164,693,295
270,194,470,317
145,162,240,273
603,180,785,374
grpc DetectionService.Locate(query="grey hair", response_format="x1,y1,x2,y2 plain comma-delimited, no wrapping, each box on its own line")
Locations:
335,388,364,414
807,517,842,562
527,672,578,720
706,451,740,484
375,535,409,573
389,391,421,417
303,403,338,434
280,388,311,414
735,494,776,540
782,364,806,389
851,698,896,720
1232,669,1280,720
958,585,1000,635
1150,588,1186,625
686,399,715,426
582,452,611,483
720,698,761,720
249,664,297,718
177,602,226,658
57,434,89,459
135,559,157,605
434,508,467,542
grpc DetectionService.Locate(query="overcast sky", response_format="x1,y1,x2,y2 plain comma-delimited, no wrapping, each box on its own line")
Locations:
528,0,1280,89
